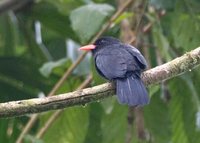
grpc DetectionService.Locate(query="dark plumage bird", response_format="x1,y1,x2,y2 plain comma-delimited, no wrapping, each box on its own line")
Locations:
80,36,149,106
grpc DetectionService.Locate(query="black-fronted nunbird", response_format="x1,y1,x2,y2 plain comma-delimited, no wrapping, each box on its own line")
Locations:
80,36,149,106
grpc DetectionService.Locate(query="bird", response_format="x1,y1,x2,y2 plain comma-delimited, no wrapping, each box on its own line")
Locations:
79,36,149,106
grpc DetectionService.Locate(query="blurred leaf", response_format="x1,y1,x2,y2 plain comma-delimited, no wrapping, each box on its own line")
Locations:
149,0,175,9
41,107,89,143
181,75,200,142
24,135,44,143
16,15,48,63
169,77,200,143
0,119,9,142
100,97,115,114
170,13,200,51
66,39,91,76
0,13,17,56
148,85,160,98
196,111,200,130
169,79,189,143
39,58,71,77
0,57,53,102
190,68,200,100
152,23,172,61
159,0,200,53
113,12,133,25
84,103,103,143
41,27,66,60
70,3,115,43
0,118,22,143
45,0,84,15
30,1,77,40
100,100,128,143
144,88,171,143
175,0,200,14
54,74,84,95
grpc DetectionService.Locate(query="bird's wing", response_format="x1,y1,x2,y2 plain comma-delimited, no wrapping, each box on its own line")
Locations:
95,49,128,79
124,44,147,70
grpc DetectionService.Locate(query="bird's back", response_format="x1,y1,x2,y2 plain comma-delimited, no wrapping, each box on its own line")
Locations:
94,44,142,80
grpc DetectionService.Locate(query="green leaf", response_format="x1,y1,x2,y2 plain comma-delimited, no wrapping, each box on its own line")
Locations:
45,0,84,15
0,57,53,102
24,135,44,143
0,118,25,143
190,69,200,101
144,88,171,143
170,13,200,51
66,39,91,76
168,77,200,143
149,0,175,9
169,79,189,143
0,119,9,142
16,15,48,62
152,24,172,61
175,0,200,14
100,101,128,143
39,58,71,77
70,3,115,43
30,1,77,40
84,103,103,143
0,13,18,56
148,85,160,98
41,107,89,143
41,26,67,60
113,12,133,25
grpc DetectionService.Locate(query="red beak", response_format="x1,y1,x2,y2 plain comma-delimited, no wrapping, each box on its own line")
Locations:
79,44,96,51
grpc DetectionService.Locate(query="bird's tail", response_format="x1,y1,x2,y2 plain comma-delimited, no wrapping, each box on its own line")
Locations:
116,76,149,106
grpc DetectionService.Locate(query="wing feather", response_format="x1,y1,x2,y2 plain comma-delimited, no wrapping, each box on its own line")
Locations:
95,50,128,79
94,44,147,80
124,44,147,70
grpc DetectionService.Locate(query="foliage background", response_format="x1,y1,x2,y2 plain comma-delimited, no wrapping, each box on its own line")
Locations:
0,0,200,143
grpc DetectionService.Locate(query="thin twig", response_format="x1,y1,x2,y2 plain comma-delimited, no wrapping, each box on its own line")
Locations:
134,0,148,36
134,107,147,140
77,74,93,90
35,74,93,138
16,1,134,142
0,47,200,118
125,107,135,143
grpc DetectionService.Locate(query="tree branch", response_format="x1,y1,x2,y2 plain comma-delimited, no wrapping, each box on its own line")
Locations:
0,47,200,118
35,74,93,138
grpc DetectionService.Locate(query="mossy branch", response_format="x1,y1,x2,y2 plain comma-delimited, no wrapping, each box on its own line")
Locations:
0,47,200,118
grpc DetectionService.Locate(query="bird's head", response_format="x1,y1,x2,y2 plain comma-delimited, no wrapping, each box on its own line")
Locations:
79,36,121,53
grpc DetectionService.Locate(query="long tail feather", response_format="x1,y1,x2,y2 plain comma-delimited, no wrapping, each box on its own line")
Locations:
116,76,149,106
